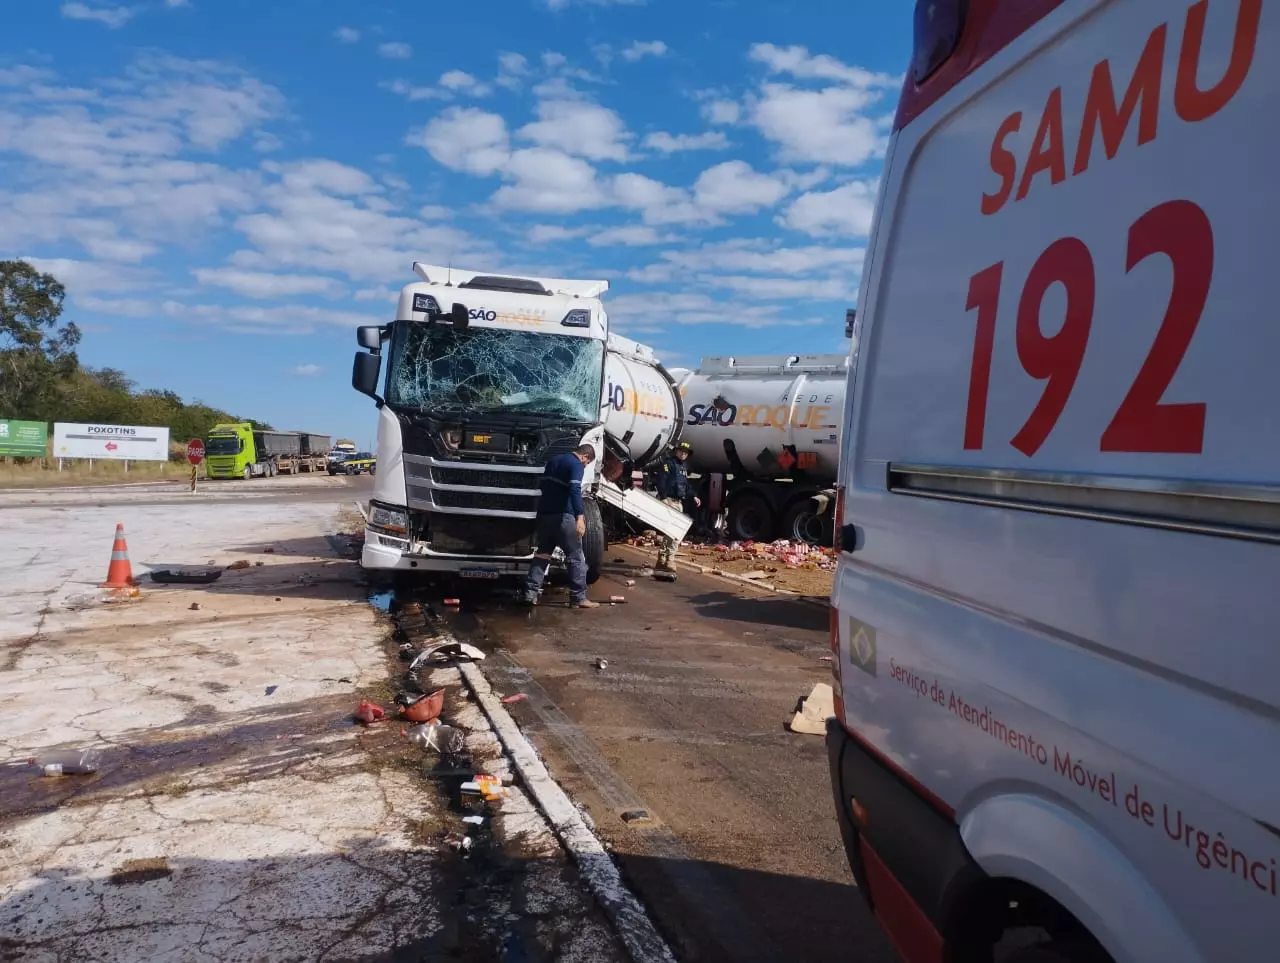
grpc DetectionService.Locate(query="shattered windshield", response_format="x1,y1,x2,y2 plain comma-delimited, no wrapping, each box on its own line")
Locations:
386,324,604,422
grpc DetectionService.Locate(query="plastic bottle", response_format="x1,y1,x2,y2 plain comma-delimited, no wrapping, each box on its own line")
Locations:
406,721,464,754
32,749,102,776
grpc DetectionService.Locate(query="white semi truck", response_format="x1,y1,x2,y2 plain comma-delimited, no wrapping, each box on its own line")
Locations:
352,263,691,583
668,353,850,545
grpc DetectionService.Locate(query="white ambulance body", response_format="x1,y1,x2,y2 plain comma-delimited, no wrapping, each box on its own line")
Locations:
828,1,1276,962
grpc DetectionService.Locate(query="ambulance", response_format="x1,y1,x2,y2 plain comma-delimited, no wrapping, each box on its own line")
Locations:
827,2,1275,962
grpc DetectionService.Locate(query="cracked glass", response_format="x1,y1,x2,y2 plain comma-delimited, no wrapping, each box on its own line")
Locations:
386,324,605,422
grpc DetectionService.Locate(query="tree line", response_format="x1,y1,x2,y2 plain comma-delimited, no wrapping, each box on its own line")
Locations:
1,260,272,453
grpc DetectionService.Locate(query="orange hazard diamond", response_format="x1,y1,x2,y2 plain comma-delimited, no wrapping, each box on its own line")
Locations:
777,449,796,470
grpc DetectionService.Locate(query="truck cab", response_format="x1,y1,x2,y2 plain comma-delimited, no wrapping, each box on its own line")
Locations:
828,1,1274,962
353,263,690,583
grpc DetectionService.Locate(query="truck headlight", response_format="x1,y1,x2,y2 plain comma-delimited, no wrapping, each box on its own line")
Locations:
369,503,408,535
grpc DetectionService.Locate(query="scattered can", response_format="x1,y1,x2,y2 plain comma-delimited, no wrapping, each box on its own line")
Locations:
608,595,626,604
443,598,461,607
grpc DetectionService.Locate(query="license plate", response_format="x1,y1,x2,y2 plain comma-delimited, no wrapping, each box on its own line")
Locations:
459,568,501,579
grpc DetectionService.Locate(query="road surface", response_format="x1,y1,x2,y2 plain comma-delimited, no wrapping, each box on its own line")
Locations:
398,549,897,963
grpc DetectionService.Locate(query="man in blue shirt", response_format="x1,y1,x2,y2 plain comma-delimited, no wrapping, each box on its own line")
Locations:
521,444,600,608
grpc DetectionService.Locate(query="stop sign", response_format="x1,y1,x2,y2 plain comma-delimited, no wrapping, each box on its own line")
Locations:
187,440,205,465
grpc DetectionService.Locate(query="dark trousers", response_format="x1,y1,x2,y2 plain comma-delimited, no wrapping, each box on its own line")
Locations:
524,512,587,603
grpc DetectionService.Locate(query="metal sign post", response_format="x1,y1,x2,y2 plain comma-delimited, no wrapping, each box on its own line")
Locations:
187,440,205,493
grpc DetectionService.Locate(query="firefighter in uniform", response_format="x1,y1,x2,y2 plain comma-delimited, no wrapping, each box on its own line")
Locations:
654,441,699,577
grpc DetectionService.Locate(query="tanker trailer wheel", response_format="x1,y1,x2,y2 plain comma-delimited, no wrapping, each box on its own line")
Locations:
582,498,605,585
727,492,776,542
782,497,833,547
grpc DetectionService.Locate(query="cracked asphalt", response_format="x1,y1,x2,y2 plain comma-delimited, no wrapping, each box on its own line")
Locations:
0,479,626,963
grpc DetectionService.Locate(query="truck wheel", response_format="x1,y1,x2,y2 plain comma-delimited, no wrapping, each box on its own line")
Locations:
268,462,277,478
782,498,832,547
582,498,605,585
728,492,775,542
243,465,252,480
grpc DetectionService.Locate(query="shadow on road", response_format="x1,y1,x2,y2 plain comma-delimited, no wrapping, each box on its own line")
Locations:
684,590,830,632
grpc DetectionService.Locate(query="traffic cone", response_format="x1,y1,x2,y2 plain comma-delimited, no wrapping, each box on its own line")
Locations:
100,523,137,588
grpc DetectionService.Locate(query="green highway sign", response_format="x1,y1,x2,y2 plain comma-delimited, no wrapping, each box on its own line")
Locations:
0,420,49,458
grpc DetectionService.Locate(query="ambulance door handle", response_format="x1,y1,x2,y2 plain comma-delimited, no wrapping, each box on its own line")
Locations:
839,523,861,553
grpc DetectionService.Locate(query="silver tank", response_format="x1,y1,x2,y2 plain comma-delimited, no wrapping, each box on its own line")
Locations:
669,354,849,478
601,333,683,468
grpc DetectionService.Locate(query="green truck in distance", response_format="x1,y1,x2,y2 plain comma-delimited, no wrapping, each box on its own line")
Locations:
204,424,331,479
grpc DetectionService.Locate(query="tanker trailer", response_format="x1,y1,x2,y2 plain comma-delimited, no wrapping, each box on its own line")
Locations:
668,354,849,545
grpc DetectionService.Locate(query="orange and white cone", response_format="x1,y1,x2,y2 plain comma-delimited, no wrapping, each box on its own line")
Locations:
100,523,137,589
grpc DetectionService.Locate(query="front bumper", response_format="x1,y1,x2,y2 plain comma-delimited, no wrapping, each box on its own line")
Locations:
360,528,533,575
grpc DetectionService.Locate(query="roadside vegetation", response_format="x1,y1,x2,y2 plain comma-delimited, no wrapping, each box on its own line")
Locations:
1,260,273,486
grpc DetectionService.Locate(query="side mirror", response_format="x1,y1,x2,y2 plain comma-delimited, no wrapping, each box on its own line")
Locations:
450,303,469,328
357,326,383,351
845,309,856,339
352,352,383,403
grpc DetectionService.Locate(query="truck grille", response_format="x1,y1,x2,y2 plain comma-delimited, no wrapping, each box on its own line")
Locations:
430,516,532,556
431,466,541,491
434,490,536,513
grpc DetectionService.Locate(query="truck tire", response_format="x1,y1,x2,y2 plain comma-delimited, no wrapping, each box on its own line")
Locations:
243,465,252,480
582,498,605,585
268,462,277,478
782,497,833,547
728,491,775,542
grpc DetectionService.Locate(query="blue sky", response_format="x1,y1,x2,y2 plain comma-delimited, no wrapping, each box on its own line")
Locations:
2,0,910,446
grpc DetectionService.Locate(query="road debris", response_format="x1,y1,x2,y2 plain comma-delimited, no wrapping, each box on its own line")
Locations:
595,658,609,672
408,640,486,670
264,547,275,554
608,595,626,604
226,560,251,570
790,683,836,735
620,809,651,825
150,568,222,584
443,597,461,607
353,701,386,724
625,579,636,586
653,571,678,583
31,748,101,776
500,693,527,705
265,685,278,696
189,602,201,611
461,814,485,827
400,688,445,723
407,721,464,754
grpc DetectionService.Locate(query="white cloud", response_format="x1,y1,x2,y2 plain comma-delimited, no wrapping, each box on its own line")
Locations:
628,239,863,281
692,160,789,214
162,300,381,334
748,43,898,87
527,224,588,244
621,41,668,62
333,26,360,43
21,256,150,293
194,267,346,299
642,130,729,153
496,52,529,91
378,42,412,60
60,3,135,28
701,99,741,125
271,159,381,196
751,84,884,167
411,107,510,175
439,70,491,96
543,0,647,9
608,290,831,330
76,295,158,316
491,148,609,213
518,98,629,162
294,363,322,376
780,179,878,237
383,79,448,101
612,173,709,226
165,0,190,6
587,225,672,247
